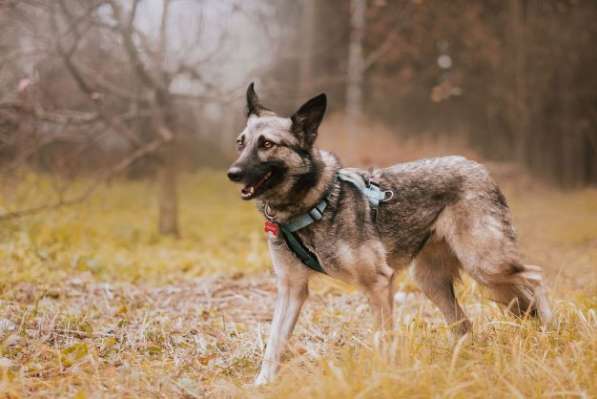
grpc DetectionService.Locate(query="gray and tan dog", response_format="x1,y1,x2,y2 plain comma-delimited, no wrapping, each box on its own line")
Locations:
227,83,552,385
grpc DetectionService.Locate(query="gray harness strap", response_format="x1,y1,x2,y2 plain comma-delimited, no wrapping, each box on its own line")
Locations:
337,169,391,207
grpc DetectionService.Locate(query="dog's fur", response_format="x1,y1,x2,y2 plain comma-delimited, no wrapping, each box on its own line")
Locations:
228,83,553,385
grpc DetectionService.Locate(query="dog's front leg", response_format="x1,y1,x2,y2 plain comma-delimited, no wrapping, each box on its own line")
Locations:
364,275,395,332
255,241,310,385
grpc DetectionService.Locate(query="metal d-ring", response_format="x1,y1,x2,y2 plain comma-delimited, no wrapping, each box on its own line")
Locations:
264,202,275,220
382,190,394,202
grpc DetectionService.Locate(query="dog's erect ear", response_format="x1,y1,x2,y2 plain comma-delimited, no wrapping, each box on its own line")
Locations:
291,93,327,146
246,82,270,117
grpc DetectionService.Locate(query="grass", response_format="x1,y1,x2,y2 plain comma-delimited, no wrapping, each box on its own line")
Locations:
0,168,595,398
0,171,269,286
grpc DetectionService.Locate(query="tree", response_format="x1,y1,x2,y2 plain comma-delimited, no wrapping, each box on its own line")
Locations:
345,0,366,132
298,0,316,100
0,0,239,230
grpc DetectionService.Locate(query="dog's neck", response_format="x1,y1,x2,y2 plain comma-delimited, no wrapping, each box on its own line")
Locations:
260,149,341,223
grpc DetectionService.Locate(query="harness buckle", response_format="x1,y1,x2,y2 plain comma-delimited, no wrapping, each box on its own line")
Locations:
309,207,323,220
369,177,394,203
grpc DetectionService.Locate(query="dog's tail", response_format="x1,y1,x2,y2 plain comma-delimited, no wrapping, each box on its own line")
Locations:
497,263,554,327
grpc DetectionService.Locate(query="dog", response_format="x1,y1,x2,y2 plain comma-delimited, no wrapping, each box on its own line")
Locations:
227,83,553,385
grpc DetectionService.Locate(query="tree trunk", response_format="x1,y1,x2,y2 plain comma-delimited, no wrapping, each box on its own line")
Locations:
157,141,179,237
299,0,316,99
509,0,529,164
346,0,366,133
154,1,179,237
154,87,179,237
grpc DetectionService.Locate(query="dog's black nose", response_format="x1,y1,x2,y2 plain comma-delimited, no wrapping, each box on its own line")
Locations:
227,166,244,182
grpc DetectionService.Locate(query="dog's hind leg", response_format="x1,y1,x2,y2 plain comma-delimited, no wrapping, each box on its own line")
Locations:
436,204,553,326
412,238,471,336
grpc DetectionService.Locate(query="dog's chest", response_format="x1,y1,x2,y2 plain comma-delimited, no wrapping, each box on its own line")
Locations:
293,224,388,282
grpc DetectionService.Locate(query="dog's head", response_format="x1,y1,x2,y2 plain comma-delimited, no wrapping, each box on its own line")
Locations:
227,83,327,201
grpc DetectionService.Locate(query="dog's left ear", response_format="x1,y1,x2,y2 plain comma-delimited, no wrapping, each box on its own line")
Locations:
291,93,327,146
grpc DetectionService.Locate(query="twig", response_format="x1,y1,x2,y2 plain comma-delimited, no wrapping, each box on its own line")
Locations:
107,0,162,91
0,134,171,222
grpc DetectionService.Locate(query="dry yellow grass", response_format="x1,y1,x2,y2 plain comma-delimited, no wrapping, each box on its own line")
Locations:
0,169,595,398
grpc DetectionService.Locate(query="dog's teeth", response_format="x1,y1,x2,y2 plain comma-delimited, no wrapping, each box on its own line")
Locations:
241,186,255,198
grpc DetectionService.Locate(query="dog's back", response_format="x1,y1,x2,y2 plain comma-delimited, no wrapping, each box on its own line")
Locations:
375,155,507,261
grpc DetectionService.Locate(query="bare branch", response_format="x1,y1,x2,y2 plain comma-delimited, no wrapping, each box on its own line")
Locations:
0,101,98,124
107,0,162,90
51,1,95,94
48,5,149,147
363,31,398,71
0,134,171,222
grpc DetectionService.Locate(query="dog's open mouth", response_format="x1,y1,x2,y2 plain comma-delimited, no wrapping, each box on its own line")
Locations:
241,171,273,199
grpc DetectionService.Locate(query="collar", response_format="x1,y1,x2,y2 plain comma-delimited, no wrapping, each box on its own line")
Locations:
280,198,328,232
264,175,337,234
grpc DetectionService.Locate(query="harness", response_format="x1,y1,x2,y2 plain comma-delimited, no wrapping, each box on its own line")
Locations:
263,169,393,274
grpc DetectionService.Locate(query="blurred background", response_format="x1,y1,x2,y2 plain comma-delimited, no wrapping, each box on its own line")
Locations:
1,0,596,236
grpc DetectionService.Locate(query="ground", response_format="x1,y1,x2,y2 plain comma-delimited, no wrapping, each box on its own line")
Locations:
0,170,595,398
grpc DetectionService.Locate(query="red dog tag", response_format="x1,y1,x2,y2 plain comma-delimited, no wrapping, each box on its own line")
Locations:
264,220,279,236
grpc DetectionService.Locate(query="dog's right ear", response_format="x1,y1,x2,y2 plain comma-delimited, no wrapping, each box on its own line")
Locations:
291,93,327,147
246,82,269,117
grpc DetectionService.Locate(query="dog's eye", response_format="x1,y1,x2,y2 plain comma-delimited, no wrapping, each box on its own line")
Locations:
262,140,275,150
236,138,244,151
